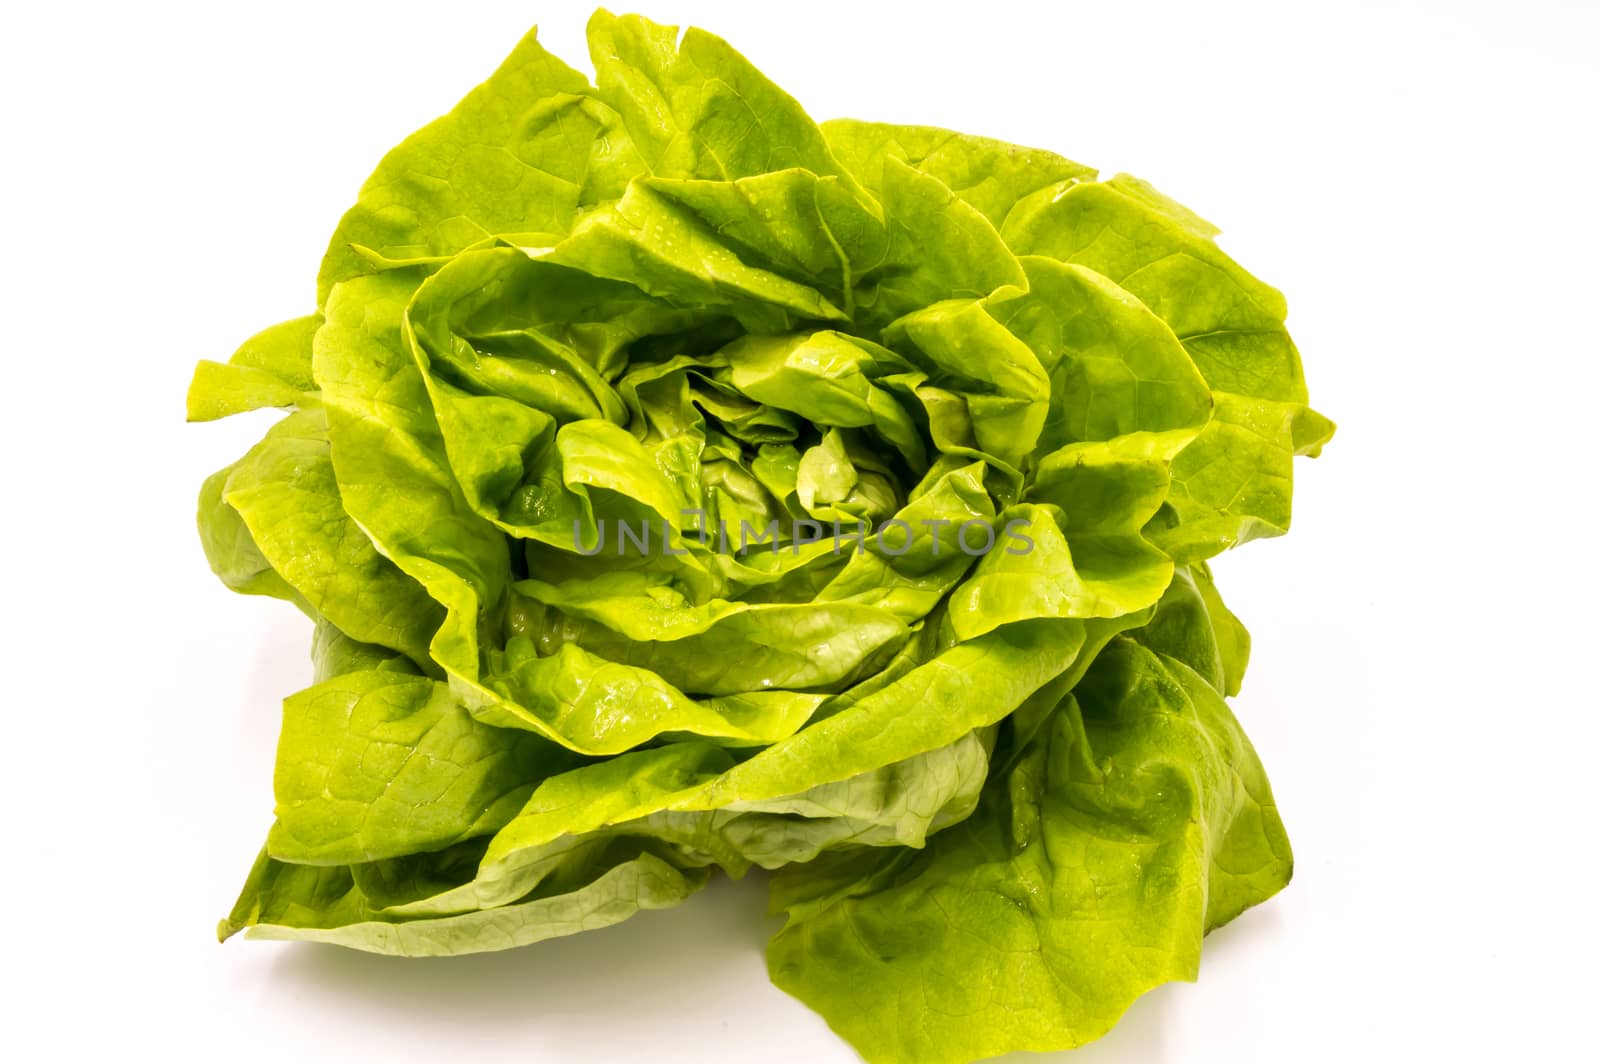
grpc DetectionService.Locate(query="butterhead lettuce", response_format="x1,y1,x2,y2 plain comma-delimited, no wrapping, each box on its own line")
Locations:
188,10,1331,1062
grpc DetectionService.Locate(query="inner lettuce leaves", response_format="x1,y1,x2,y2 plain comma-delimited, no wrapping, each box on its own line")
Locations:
188,10,1331,1063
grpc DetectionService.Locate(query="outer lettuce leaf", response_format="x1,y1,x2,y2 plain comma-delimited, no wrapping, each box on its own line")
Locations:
267,667,574,865
186,315,321,421
1136,562,1252,697
220,842,708,956
711,729,994,864
315,730,996,925
1003,174,1335,558
995,256,1213,452
316,27,639,302
310,618,420,683
314,272,511,704
586,11,862,192
216,409,444,665
550,180,852,331
363,743,738,917
822,119,1096,230
767,630,1291,1064
196,461,307,607
618,162,1029,331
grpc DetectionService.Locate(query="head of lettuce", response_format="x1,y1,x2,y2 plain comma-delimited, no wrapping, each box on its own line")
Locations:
186,10,1332,1063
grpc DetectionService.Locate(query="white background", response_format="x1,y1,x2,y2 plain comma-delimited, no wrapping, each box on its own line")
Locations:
3,1,1596,1060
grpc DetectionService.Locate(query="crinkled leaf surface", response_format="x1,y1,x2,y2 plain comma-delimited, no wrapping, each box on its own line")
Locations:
768,618,1292,1064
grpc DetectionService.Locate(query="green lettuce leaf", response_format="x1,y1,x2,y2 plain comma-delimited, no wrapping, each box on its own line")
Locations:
267,667,574,864
219,842,708,956
768,628,1291,1064
186,315,321,421
1004,174,1335,557
822,119,1096,229
316,27,637,302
